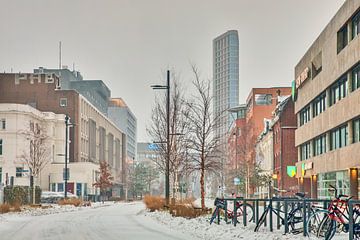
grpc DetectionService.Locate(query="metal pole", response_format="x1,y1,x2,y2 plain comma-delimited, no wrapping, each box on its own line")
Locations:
166,70,170,205
64,115,68,199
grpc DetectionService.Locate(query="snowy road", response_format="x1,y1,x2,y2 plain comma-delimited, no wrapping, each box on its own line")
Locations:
0,202,199,240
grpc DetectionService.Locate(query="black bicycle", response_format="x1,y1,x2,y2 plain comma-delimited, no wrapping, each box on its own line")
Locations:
254,191,311,234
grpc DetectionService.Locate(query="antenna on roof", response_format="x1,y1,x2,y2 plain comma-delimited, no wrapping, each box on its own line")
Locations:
59,41,62,70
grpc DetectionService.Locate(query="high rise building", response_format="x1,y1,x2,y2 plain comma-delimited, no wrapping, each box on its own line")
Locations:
213,30,239,141
108,98,137,161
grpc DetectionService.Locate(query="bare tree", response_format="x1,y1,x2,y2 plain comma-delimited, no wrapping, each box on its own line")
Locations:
147,72,191,200
184,66,223,210
19,123,50,204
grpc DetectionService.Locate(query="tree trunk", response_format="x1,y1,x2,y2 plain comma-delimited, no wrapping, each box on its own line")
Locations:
200,163,205,210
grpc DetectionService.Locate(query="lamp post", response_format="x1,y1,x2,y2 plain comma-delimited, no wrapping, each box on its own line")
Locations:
151,70,170,205
64,115,75,199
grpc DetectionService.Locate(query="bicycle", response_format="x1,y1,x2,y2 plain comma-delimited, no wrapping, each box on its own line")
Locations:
254,191,311,234
210,197,254,225
316,185,360,240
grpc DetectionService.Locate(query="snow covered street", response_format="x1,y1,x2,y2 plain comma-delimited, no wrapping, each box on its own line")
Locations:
0,202,199,240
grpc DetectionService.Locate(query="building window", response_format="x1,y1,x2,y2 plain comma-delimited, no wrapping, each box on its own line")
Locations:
330,124,348,150
337,25,348,53
352,64,360,91
300,142,311,161
16,167,23,177
313,134,327,156
352,10,360,39
51,183,56,192
0,139,2,155
1,119,5,130
57,183,64,192
254,94,272,105
330,76,348,106
312,92,326,117
300,105,311,126
354,118,360,143
60,98,68,107
0,167,2,184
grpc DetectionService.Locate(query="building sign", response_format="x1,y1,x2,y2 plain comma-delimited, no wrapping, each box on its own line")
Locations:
148,143,159,150
287,166,296,177
291,80,297,102
295,67,310,89
304,162,313,170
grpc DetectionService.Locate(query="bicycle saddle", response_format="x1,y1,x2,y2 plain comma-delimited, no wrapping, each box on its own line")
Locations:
295,192,305,198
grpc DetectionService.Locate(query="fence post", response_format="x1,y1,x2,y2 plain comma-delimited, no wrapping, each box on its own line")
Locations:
243,199,247,227
233,199,237,227
224,199,228,224
303,198,307,237
284,200,289,234
349,200,354,240
269,198,273,232
264,199,267,227
276,200,281,230
255,200,259,224
217,203,220,225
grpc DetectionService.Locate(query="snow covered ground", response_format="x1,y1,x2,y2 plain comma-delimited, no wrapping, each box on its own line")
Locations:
141,199,349,240
0,201,199,240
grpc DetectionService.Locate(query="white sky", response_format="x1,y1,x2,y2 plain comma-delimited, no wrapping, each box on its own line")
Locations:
0,0,345,142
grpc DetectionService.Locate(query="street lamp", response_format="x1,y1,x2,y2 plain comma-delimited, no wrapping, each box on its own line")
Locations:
151,70,170,205
64,115,75,199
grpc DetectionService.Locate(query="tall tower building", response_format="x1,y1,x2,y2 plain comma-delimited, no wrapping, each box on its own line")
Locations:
213,30,239,142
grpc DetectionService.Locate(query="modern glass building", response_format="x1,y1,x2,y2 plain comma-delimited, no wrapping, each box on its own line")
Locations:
213,30,239,142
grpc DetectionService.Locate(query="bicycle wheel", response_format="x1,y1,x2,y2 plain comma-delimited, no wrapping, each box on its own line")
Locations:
306,209,329,238
236,203,254,224
254,208,268,232
288,207,304,234
317,215,336,240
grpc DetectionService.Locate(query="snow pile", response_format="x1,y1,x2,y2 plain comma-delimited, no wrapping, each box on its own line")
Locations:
0,201,116,218
142,209,309,240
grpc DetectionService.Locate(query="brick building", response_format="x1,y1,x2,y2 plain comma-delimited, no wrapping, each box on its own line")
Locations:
271,97,298,194
0,73,127,197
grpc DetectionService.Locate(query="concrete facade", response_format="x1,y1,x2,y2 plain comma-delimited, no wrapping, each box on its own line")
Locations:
294,0,360,198
108,98,137,161
0,104,65,188
0,73,127,197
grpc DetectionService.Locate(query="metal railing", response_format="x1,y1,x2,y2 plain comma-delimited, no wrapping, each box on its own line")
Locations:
213,197,333,236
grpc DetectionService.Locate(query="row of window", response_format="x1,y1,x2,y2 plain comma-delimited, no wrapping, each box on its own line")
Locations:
337,8,360,53
299,61,360,126
300,118,360,160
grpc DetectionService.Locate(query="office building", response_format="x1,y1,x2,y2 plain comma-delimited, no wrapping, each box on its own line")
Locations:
213,30,239,142
294,0,360,199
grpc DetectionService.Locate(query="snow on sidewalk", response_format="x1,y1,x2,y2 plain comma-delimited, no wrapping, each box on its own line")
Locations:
141,208,309,240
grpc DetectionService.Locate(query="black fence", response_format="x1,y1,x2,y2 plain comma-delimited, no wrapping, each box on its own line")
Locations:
212,197,360,240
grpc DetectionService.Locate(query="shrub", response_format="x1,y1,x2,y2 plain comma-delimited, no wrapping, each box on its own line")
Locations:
0,204,11,214
58,198,82,207
108,196,122,202
11,202,22,212
169,204,210,218
143,195,165,212
4,186,41,205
